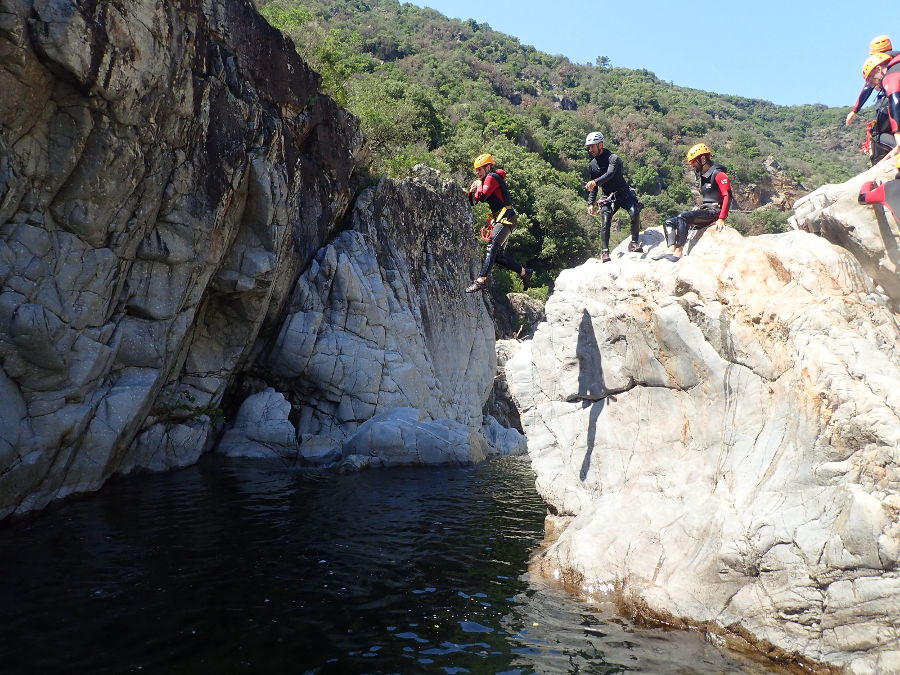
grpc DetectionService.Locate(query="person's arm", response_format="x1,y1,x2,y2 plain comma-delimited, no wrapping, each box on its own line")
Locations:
883,80,900,159
846,85,875,124
583,161,599,212
593,152,621,188
470,174,501,203
712,171,731,231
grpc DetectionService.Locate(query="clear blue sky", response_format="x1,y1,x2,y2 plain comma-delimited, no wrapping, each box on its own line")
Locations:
406,0,887,109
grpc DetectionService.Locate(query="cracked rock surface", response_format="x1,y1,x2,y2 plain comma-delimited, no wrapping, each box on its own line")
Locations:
226,166,522,466
506,228,900,672
0,0,362,516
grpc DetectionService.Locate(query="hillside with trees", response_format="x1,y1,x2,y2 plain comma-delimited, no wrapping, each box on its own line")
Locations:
257,0,868,296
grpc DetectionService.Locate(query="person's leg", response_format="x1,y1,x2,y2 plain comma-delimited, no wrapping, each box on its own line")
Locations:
468,223,522,292
477,222,513,279
626,199,642,251
679,208,718,256
599,202,613,261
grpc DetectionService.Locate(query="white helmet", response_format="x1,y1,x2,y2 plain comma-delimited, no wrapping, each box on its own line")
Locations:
585,131,604,146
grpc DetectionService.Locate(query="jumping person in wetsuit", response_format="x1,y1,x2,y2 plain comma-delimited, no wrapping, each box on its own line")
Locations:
845,35,898,127
465,153,533,293
862,51,900,163
583,131,643,263
657,143,731,261
858,154,900,225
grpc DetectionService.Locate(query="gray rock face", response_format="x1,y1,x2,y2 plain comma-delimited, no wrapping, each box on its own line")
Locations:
252,166,514,467
506,229,900,672
0,0,363,516
791,160,900,310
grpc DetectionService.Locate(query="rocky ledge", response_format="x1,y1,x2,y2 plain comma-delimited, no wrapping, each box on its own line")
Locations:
506,225,900,673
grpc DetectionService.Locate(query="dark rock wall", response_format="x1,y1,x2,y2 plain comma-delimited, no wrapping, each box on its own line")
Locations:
0,0,364,516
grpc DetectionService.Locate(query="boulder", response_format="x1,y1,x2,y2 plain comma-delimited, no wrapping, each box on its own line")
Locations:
218,388,299,460
791,159,900,309
506,228,900,672
339,407,488,469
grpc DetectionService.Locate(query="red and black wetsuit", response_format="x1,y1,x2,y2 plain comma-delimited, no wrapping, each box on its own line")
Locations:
468,169,525,278
880,54,900,140
664,164,731,249
859,174,900,225
852,51,900,113
869,95,896,164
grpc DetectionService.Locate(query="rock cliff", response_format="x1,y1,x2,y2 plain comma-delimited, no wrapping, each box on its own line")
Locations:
506,225,900,672
0,0,513,517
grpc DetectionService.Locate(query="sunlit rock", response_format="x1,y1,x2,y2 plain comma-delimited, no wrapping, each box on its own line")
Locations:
507,227,900,672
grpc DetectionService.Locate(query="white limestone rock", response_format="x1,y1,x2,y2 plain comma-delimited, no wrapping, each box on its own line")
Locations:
507,227,900,671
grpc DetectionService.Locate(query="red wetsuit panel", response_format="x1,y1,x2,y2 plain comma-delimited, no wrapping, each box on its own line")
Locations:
714,171,731,219
472,173,502,202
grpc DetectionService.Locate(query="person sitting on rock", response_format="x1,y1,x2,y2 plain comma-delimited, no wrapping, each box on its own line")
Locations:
583,131,643,263
656,143,732,261
465,153,533,293
845,35,898,127
862,51,900,163
858,154,900,225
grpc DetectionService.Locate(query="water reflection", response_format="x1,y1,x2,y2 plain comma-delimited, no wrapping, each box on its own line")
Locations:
0,455,776,673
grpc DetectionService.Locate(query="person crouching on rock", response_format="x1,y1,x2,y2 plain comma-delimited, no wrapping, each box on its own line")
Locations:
465,153,533,293
858,154,900,225
657,143,732,261
583,131,643,263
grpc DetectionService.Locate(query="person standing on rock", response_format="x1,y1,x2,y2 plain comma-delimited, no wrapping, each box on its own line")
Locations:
583,132,643,263
465,153,534,293
845,35,897,128
862,51,900,163
656,143,732,261
858,154,900,225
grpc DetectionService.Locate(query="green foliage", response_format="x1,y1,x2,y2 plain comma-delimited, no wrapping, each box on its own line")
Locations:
153,392,225,426
258,0,868,281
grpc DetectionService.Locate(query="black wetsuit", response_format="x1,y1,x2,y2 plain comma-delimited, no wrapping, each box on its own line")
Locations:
870,94,896,164
586,149,641,251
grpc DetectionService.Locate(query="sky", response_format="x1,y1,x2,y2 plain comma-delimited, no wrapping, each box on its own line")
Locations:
406,0,885,109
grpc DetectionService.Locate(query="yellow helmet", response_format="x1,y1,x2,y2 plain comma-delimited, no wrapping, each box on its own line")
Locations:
863,52,892,79
686,143,711,163
473,153,495,170
870,35,893,54
895,154,900,169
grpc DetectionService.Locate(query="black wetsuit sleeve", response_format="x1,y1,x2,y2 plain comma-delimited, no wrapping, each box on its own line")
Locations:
595,153,621,188
587,160,598,204
853,85,874,113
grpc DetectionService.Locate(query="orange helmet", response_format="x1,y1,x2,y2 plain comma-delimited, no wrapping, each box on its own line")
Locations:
870,35,893,54
473,153,495,170
686,143,712,163
862,52,892,79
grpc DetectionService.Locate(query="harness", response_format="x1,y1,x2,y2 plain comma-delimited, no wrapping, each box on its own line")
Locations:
480,206,513,241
